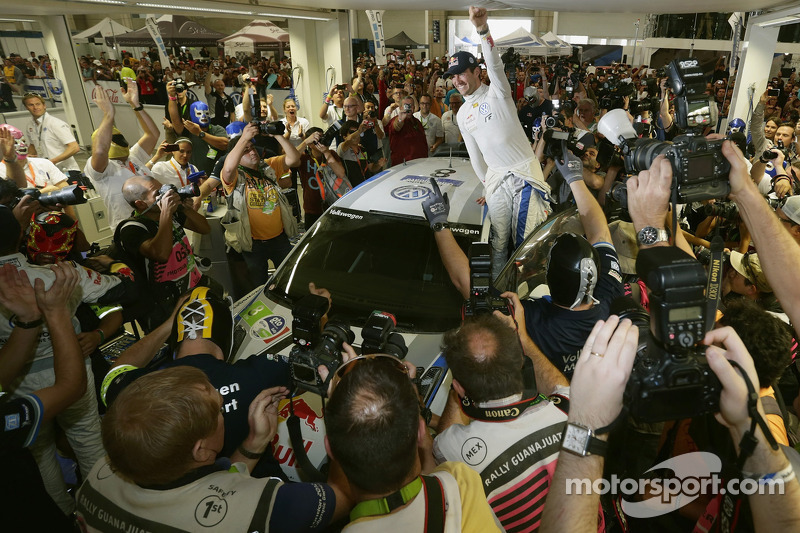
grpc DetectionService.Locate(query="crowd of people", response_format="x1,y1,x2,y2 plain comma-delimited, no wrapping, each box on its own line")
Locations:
3,5,800,532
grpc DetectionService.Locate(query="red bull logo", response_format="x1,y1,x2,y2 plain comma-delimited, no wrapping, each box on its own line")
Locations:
277,397,323,432
271,435,314,468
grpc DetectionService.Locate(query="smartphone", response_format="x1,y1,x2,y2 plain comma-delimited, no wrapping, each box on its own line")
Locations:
164,144,180,152
768,88,781,97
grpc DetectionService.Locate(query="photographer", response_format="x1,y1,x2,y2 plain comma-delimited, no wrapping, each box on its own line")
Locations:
84,79,159,231
101,285,307,478
324,345,502,532
414,95,444,153
221,122,301,287
320,83,347,127
172,97,228,177
336,120,383,187
434,307,586,532
147,138,200,188
388,96,429,164
79,366,348,532
164,78,199,142
115,176,211,331
426,144,622,379
540,318,800,533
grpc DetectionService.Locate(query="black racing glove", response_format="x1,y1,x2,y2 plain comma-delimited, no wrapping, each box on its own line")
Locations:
421,178,449,231
555,140,584,185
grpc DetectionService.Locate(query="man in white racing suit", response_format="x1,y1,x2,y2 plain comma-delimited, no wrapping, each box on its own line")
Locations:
444,6,551,278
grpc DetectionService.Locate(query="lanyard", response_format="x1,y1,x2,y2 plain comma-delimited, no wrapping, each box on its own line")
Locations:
169,160,189,186
24,162,36,187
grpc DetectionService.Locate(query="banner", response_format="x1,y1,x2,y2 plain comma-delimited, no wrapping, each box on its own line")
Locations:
44,79,64,103
145,16,171,68
365,10,387,66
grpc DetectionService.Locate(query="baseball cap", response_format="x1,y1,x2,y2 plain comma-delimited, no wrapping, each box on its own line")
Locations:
730,251,772,293
443,51,477,79
781,196,800,225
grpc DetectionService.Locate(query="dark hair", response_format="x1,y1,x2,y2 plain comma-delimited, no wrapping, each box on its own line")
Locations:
341,120,360,137
304,127,323,140
325,359,420,494
442,315,524,402
719,299,792,388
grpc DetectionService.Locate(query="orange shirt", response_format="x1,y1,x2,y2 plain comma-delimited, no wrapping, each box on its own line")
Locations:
224,155,290,241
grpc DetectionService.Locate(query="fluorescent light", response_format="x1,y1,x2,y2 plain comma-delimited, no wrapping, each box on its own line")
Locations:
136,3,253,15
760,15,800,28
74,0,127,4
0,18,36,22
256,12,332,21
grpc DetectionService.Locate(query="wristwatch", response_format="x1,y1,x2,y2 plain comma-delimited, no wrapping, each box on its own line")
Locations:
636,226,669,246
562,422,608,457
199,131,206,138
432,222,449,232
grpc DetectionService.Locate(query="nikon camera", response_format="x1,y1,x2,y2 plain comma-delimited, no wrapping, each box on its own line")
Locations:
462,243,511,318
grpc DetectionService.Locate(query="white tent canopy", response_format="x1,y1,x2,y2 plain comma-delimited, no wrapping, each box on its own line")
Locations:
452,36,478,55
493,28,548,56
540,31,572,56
72,17,132,42
218,20,289,55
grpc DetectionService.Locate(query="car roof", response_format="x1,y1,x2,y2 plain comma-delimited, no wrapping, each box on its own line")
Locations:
336,156,486,227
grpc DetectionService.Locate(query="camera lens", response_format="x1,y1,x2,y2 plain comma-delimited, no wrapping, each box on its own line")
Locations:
629,139,672,173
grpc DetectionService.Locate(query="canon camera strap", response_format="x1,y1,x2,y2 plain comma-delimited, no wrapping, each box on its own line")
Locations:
459,358,547,422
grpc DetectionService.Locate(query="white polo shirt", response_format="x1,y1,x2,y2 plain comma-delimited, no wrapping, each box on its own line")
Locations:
24,112,79,172
83,143,151,231
150,158,199,189
0,157,67,188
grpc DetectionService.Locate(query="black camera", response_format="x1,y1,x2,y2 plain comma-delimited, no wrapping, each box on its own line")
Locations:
364,110,377,120
157,183,200,201
462,243,511,317
360,310,408,359
622,246,722,422
704,201,739,220
501,47,521,84
318,121,342,147
628,97,660,116
251,120,285,136
288,294,355,396
543,128,589,161
17,184,87,207
173,78,188,93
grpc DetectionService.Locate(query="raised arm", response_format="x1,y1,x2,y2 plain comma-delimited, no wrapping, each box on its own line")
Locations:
0,128,24,187
167,81,185,136
122,79,159,154
555,145,611,244
469,6,511,97
221,123,256,185
89,85,115,173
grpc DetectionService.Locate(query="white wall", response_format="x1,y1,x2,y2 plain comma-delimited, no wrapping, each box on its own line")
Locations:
558,12,648,40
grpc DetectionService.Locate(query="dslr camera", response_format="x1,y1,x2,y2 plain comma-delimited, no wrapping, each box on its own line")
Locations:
462,243,511,317
360,310,408,359
318,121,342,146
598,58,729,203
621,246,722,422
16,184,87,207
173,78,188,93
157,182,200,201
251,120,286,136
288,294,355,396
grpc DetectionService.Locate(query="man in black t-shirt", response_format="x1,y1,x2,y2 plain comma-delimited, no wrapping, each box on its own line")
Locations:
115,176,212,331
430,147,621,379
518,86,554,143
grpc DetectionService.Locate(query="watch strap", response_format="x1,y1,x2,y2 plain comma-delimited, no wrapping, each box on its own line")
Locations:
199,131,206,138
586,435,608,456
11,314,44,329
133,104,144,111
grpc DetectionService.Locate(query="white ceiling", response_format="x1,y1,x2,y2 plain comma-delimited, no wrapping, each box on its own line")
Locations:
3,0,799,19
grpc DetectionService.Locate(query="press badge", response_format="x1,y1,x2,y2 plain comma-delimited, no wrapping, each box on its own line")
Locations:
206,147,218,159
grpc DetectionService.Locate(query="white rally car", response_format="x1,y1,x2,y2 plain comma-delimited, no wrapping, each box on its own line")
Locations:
229,155,582,480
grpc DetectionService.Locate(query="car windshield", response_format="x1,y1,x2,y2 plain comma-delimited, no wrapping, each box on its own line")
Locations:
267,208,476,333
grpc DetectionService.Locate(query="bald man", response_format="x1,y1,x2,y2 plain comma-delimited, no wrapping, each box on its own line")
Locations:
114,176,211,331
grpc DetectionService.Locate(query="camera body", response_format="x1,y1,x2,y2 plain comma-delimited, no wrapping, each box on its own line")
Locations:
318,121,342,146
157,182,200,201
462,243,511,317
173,78,188,93
624,135,730,202
666,58,715,130
251,120,285,136
623,247,722,422
360,311,408,359
288,294,355,396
